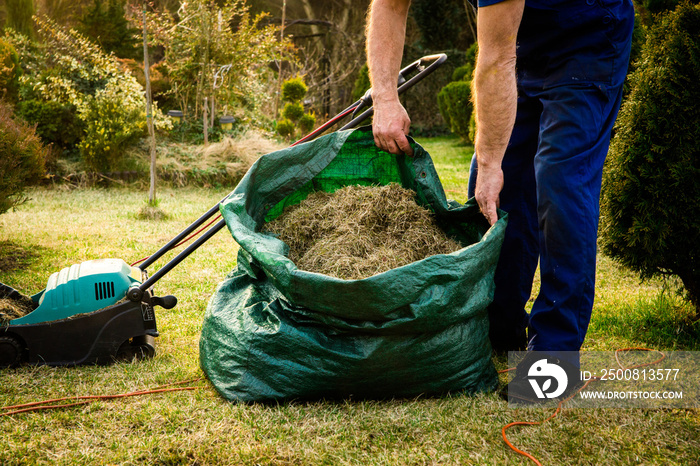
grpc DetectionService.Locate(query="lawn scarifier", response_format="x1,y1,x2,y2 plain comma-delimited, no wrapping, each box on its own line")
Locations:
0,54,447,368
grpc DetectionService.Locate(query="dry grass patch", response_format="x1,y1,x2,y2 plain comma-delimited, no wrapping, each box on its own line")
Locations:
263,183,463,279
158,131,285,187
136,204,169,221
0,296,34,324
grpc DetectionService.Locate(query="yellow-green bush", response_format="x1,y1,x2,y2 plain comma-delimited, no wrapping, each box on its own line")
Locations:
281,77,308,103
276,118,294,138
0,38,21,102
299,113,316,134
277,76,315,139
6,18,169,172
0,101,47,214
282,102,304,122
79,87,146,172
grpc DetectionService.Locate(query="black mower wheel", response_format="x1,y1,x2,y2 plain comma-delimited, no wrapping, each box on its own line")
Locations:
0,335,24,368
116,335,156,361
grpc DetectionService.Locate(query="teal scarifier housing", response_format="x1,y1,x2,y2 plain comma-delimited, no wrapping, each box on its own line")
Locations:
10,259,142,326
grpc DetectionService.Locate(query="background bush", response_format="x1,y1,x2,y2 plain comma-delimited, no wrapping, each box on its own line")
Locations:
79,88,145,172
299,112,316,134
437,81,472,143
282,102,304,122
275,118,294,138
436,43,477,142
277,76,315,139
600,1,700,316
0,38,21,102
281,77,308,104
16,99,83,150
0,101,47,214
6,18,169,173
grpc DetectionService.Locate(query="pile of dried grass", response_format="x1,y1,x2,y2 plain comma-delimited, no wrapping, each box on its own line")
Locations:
0,295,34,325
263,183,462,280
158,131,285,187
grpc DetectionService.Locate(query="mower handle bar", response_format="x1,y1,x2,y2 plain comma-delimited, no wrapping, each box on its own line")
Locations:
136,53,447,294
341,53,447,130
294,54,447,145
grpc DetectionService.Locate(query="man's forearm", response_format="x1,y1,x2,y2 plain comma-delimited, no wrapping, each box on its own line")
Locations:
472,0,524,224
366,0,410,104
473,0,522,170
473,59,518,169
366,0,414,155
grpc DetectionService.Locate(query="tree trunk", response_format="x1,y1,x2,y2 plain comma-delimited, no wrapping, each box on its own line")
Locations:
275,0,288,119
143,5,157,205
203,97,209,146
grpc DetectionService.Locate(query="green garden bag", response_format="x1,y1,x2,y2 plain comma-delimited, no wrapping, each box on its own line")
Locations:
200,127,506,402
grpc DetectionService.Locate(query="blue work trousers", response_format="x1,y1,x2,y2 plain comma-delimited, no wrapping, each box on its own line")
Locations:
468,0,635,352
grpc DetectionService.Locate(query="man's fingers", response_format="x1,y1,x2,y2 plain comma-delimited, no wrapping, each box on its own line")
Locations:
385,138,401,155
371,100,412,155
484,204,498,226
396,134,414,156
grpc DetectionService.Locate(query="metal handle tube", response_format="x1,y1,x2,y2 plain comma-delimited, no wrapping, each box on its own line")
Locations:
138,196,228,271
139,219,228,292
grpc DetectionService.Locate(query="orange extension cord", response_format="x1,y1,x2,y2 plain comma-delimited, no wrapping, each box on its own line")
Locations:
0,378,204,417
499,347,666,466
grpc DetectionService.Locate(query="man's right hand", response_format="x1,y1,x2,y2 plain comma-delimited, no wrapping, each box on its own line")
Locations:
366,0,413,156
475,164,504,226
372,97,414,156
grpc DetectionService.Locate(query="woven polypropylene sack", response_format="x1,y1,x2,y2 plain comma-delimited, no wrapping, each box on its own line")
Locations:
200,127,506,402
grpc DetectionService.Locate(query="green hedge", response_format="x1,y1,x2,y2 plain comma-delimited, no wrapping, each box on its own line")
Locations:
600,2,700,316
437,81,472,143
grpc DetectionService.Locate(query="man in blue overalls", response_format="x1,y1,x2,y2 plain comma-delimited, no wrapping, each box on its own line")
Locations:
366,0,634,379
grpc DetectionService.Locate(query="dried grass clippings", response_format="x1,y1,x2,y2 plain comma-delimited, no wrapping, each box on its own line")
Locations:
0,295,35,325
262,183,463,280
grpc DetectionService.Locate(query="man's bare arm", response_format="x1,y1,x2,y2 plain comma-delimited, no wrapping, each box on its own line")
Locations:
366,0,413,155
473,0,524,225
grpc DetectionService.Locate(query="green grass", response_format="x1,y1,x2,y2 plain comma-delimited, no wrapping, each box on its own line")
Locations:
0,135,698,465
416,135,473,204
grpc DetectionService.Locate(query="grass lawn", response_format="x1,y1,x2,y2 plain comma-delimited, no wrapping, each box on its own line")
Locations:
1,135,698,465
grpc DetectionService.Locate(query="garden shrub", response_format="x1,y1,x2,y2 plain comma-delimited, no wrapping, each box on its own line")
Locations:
468,110,476,146
277,76,315,139
281,77,307,103
0,101,47,214
16,99,83,150
276,118,294,138
437,42,477,141
600,1,700,316
437,80,472,143
79,86,146,172
282,102,304,122
0,38,21,102
451,64,473,82
6,17,170,173
299,112,316,134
